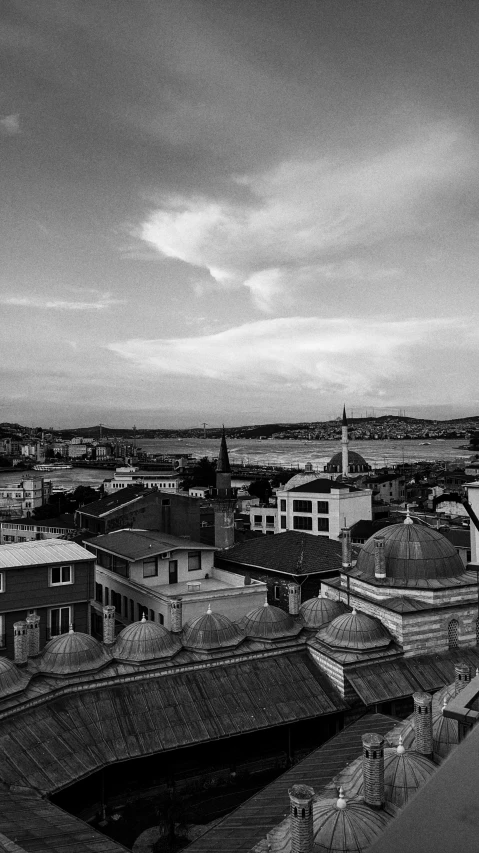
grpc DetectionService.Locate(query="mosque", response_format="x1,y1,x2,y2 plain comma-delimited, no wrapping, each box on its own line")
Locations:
324,407,370,477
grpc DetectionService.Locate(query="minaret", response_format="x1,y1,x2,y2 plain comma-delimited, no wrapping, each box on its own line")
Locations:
216,426,232,497
341,405,349,478
214,426,235,549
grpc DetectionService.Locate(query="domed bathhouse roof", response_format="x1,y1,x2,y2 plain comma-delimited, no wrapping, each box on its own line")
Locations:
432,698,459,761
240,601,302,641
319,608,392,652
113,615,181,662
355,518,466,585
312,788,391,852
324,450,370,474
182,606,244,651
0,657,30,697
383,739,436,808
299,595,350,629
39,628,112,676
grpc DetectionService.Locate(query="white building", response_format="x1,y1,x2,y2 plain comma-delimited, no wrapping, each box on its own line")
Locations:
274,478,372,540
0,478,52,519
103,466,181,494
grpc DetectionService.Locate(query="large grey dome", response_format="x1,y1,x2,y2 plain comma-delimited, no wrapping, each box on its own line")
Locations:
240,602,302,640
319,609,391,651
312,790,390,851
39,630,111,676
324,450,370,473
182,608,244,651
0,657,30,696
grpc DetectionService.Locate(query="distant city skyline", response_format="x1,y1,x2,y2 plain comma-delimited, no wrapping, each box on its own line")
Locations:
2,1,479,428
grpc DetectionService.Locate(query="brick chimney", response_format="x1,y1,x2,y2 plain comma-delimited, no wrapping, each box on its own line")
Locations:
13,621,28,666
341,526,352,569
26,612,40,657
288,582,300,616
374,537,386,580
102,605,116,645
362,733,385,809
454,662,471,696
289,784,315,853
170,598,183,633
413,692,433,757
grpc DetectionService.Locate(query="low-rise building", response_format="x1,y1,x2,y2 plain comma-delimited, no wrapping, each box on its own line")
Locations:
0,514,76,545
274,478,372,540
103,466,181,493
0,477,52,519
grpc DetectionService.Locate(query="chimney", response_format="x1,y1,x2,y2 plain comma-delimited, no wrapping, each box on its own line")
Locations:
288,582,300,616
362,733,385,809
14,621,28,666
170,598,183,633
341,526,352,568
413,692,433,757
454,662,471,696
374,536,386,580
214,506,235,550
102,605,116,645
26,612,40,656
289,784,315,853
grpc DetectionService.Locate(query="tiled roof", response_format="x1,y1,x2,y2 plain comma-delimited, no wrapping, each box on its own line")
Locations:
75,486,146,517
0,539,93,569
89,529,214,559
287,478,354,494
217,531,342,575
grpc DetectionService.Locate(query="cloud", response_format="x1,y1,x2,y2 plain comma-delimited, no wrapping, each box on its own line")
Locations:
0,114,21,135
108,316,478,401
0,293,125,310
138,122,474,310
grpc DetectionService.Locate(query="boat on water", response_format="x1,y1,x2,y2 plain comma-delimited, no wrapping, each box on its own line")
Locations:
419,442,431,445
33,463,73,471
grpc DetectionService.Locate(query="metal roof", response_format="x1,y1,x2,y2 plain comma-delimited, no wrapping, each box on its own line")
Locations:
287,479,354,493
88,529,214,559
217,531,342,576
75,486,145,517
0,539,93,569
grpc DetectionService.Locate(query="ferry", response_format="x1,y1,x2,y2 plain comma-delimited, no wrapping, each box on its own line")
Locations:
33,463,73,471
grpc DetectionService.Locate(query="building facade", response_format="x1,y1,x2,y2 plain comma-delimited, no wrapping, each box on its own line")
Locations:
274,479,372,540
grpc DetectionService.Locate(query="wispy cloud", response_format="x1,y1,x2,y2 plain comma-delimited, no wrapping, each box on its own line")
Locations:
0,293,125,310
0,114,21,135
138,123,474,310
108,316,478,402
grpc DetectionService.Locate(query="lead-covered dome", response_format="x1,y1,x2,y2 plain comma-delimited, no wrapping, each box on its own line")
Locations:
182,607,244,651
299,596,349,629
39,629,111,676
113,617,181,662
319,608,391,651
324,450,370,473
312,789,390,852
356,520,465,583
383,742,436,808
240,602,302,640
0,657,30,696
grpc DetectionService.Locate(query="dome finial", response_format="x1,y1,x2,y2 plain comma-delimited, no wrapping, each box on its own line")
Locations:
352,607,357,615
141,613,146,622
69,623,74,634
442,696,448,712
207,603,212,614
263,594,269,608
397,734,405,755
336,786,347,809
404,505,413,525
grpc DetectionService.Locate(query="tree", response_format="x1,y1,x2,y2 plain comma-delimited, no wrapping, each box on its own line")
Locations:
72,485,101,506
248,478,273,505
189,457,217,488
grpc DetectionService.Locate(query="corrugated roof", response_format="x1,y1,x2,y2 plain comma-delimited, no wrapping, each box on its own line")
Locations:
89,529,214,559
0,540,93,569
185,713,395,853
217,531,342,575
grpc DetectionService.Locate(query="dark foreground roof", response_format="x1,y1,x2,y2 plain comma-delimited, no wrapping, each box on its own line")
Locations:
185,712,395,853
89,528,213,559
217,531,342,575
0,652,346,794
288,478,353,493
76,486,145,518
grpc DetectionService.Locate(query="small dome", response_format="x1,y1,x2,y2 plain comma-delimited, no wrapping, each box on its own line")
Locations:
40,630,111,676
0,657,29,696
299,596,349,629
113,618,181,662
319,609,391,651
312,794,390,851
383,747,436,808
356,522,465,583
432,699,459,761
182,608,244,651
240,602,302,640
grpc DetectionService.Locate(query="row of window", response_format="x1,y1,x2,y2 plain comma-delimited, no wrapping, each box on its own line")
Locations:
0,607,76,645
95,583,165,624
0,565,73,592
289,516,329,531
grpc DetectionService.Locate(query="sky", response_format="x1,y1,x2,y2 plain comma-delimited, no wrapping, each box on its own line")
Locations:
2,0,479,428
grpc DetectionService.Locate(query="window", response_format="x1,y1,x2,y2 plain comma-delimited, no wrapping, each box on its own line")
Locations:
188,550,201,572
129,599,134,621
143,558,158,578
0,614,4,648
95,582,103,604
159,613,164,625
254,515,262,524
448,619,459,649
317,518,329,531
50,565,73,585
274,585,280,600
280,499,286,512
266,515,275,525
280,515,287,529
149,609,155,621
50,606,71,637
292,500,312,513
162,499,170,506
104,587,109,605
293,516,312,530
317,501,329,514
123,596,128,618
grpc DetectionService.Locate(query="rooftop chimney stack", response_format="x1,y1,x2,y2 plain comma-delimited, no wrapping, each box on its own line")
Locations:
288,582,300,616
288,784,315,853
454,662,471,696
13,621,28,666
102,605,116,645
341,526,352,569
26,612,40,657
170,598,183,633
362,733,385,809
413,692,433,757
374,537,386,580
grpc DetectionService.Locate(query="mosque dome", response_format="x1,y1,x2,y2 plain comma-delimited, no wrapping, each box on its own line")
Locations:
312,789,390,852
0,657,29,696
182,607,244,651
432,698,459,761
299,596,350,629
383,741,436,808
240,602,302,640
113,616,181,662
324,450,370,474
39,629,111,676
319,608,391,651
356,519,465,583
